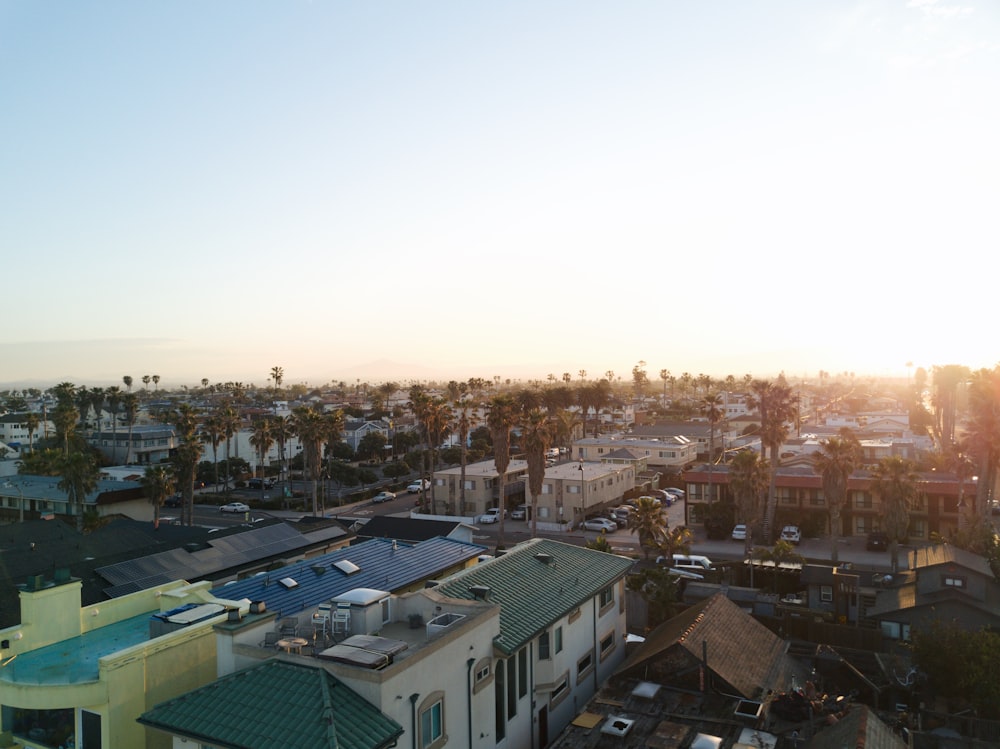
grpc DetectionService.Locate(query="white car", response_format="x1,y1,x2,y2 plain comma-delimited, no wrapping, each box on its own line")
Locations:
372,491,396,504
780,525,802,545
220,502,250,514
731,524,747,542
582,517,617,533
479,507,505,524
407,480,430,493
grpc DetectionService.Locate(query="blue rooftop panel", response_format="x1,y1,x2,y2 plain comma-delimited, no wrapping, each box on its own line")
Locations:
210,536,486,617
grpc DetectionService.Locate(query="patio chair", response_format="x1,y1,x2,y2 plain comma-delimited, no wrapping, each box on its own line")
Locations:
260,631,280,648
278,617,299,637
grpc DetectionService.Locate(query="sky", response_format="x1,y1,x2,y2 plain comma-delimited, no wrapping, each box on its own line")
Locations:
1,0,998,390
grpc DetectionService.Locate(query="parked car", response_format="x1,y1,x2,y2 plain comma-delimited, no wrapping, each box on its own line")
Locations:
510,505,527,520
479,507,505,524
220,502,250,514
247,478,276,490
406,479,430,493
866,531,889,551
656,553,715,572
731,524,747,542
780,525,802,545
164,493,182,508
664,487,685,499
372,491,396,504
611,506,632,524
581,517,617,533
649,489,673,506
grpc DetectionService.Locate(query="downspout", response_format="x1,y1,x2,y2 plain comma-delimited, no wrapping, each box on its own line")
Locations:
593,596,600,694
409,693,419,749
530,641,536,749
467,658,475,749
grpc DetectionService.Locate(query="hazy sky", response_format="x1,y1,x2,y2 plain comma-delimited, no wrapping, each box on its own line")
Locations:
2,1,997,389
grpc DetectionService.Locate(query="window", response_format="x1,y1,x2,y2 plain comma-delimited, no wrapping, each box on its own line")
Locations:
943,576,966,589
419,694,445,749
568,485,580,494
554,626,563,654
463,480,475,490
568,607,581,624
854,494,872,509
577,651,594,681
820,585,833,603
550,674,569,707
600,632,616,660
538,631,550,660
475,660,491,683
506,655,517,718
542,484,552,494
599,586,614,610
518,648,528,698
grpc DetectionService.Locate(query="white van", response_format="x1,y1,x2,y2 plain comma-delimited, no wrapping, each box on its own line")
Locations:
656,554,715,572
545,447,560,459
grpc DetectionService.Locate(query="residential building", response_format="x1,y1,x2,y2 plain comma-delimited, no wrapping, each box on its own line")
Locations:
573,435,697,471
0,474,148,527
0,413,52,452
429,458,529,518
87,425,179,466
0,572,246,749
681,463,973,541
342,418,392,453
866,544,1000,640
433,538,635,748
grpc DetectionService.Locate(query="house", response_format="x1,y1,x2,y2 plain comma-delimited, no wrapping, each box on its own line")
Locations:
0,518,353,630
87,425,181,465
0,572,248,749
433,538,635,749
138,660,404,749
429,458,529,518
0,412,52,452
804,704,906,749
352,515,477,545
342,418,392,452
0,474,148,526
573,434,698,471
866,544,1000,640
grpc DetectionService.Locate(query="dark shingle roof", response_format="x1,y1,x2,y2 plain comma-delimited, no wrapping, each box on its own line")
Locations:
138,660,403,749
614,593,806,699
209,536,486,617
354,516,468,543
805,704,905,749
433,538,634,655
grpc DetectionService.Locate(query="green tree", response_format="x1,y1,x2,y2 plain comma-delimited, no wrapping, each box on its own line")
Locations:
812,433,861,565
912,621,1000,719
58,450,99,532
752,540,805,592
249,417,275,501
357,431,388,462
627,566,682,631
140,464,175,529
728,449,769,559
105,386,122,463
701,392,724,502
629,496,668,560
292,406,325,516
521,408,553,538
749,379,796,542
486,394,519,550
871,456,919,573
122,391,139,464
201,412,226,493
169,404,202,526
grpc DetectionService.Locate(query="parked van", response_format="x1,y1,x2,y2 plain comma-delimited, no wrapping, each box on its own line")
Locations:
545,448,560,459
656,554,715,572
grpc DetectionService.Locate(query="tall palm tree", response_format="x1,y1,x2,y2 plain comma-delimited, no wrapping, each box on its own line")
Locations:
629,496,668,560
521,408,553,538
123,375,133,393
88,387,106,432
141,464,174,529
292,406,325,516
152,374,160,392
24,411,40,453
270,414,294,491
106,386,122,463
486,394,519,550
659,369,671,408
321,409,346,509
249,417,276,501
52,402,79,454
446,381,475,514
58,450,99,532
701,392,724,502
749,379,796,542
170,404,202,526
201,412,226,493
142,375,151,393
812,433,861,564
270,366,284,412
218,405,240,489
871,456,919,573
408,387,432,509
122,392,139,464
728,449,769,560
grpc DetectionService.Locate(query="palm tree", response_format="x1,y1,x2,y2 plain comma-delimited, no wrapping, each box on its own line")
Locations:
521,408,553,538
201,412,226,493
142,375,151,393
321,409,346,511
24,411,40,453
152,374,160,392
123,375,133,393
140,464,174,529
629,496,668,560
408,387,432,510
51,402,79,454
122,392,139,464
486,394,519,550
106,386,122,463
88,387,106,432
659,369,671,408
701,392,724,502
728,449,769,561
656,525,694,562
170,404,202,526
57,450,99,532
871,456,919,573
218,405,240,489
446,381,476,514
749,379,796,542
270,414,294,491
249,417,275,501
270,366,284,412
812,433,861,564
422,398,452,511
292,406,325,516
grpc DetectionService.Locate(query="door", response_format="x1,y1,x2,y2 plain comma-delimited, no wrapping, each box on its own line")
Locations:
538,705,548,748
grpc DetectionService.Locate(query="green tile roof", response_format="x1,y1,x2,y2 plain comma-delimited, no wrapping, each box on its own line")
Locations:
434,538,634,655
138,660,402,749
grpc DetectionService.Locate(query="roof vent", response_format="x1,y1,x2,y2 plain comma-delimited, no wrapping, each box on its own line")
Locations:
535,553,554,565
278,577,298,589
311,565,326,576
601,716,634,737
468,585,491,600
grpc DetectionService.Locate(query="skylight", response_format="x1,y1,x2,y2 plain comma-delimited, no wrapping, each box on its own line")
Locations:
333,559,360,575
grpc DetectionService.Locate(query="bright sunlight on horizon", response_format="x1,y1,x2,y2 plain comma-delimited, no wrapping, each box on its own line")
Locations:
1,1,997,389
